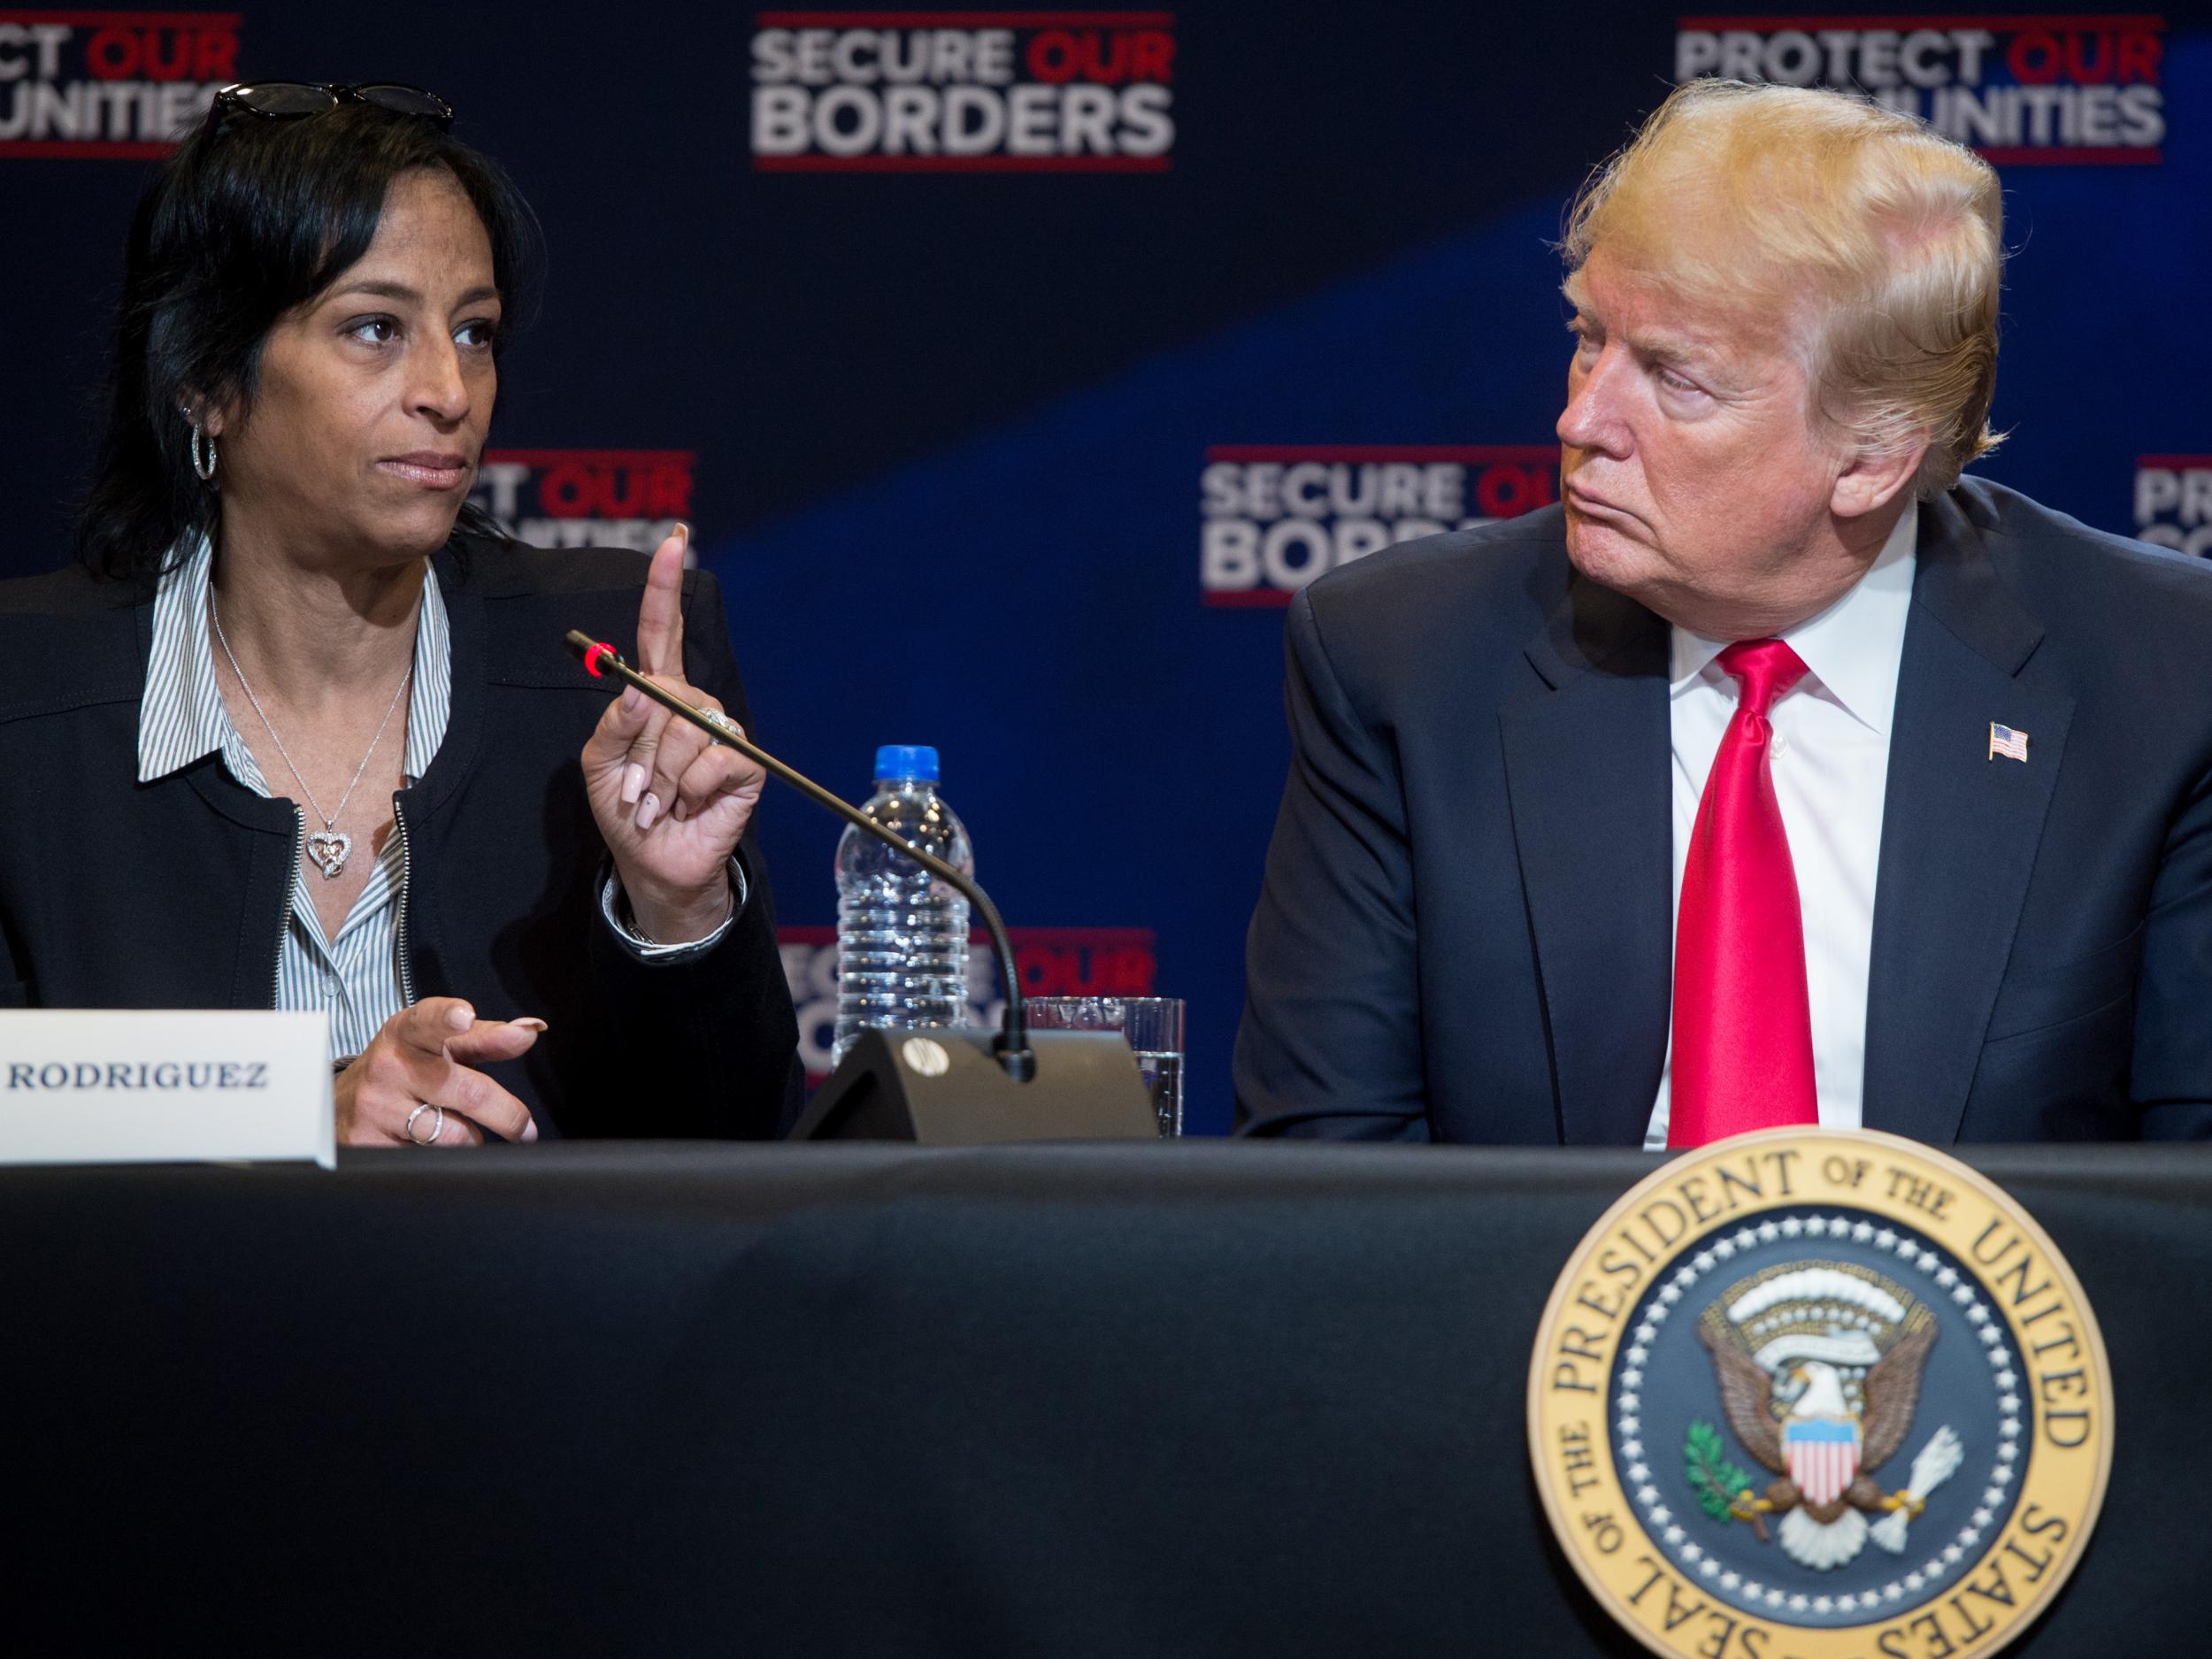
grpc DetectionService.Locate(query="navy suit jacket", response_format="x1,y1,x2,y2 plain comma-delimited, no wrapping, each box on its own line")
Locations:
1233,478,2212,1144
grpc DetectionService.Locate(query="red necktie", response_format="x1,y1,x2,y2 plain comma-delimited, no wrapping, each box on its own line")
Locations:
1669,639,1818,1147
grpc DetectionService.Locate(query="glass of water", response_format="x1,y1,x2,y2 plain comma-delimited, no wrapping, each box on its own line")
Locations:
1023,996,1185,1136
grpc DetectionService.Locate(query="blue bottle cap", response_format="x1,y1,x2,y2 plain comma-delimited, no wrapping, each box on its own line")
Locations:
873,744,940,783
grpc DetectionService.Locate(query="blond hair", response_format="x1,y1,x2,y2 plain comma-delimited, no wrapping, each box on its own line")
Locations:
1563,79,2004,498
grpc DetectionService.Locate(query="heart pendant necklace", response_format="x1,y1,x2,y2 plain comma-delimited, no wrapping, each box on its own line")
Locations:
211,594,412,881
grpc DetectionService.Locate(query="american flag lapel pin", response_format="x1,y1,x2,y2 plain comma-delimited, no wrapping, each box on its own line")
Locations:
1988,722,2030,762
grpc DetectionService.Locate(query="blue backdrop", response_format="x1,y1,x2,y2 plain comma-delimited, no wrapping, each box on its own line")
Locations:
5,4,2208,1128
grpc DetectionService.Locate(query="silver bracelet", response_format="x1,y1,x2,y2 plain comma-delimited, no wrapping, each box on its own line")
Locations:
624,882,734,947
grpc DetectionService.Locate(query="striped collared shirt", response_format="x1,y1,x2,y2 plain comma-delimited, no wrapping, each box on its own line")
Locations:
138,535,736,1061
138,533,450,1060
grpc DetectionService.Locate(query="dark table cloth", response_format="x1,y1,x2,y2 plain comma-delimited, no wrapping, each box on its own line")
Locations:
5,1141,2205,1655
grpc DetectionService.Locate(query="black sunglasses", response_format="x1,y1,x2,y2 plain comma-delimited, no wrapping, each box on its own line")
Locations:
205,81,454,134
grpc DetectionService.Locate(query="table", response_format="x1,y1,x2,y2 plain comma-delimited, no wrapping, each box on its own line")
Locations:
7,1142,2205,1655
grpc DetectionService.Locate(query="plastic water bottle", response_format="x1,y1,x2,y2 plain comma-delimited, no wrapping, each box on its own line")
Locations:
832,745,974,1068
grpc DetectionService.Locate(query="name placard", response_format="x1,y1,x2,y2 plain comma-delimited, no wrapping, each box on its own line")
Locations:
0,1010,334,1169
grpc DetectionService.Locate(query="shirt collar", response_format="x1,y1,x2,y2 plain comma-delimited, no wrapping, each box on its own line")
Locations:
1668,504,1918,737
137,531,452,786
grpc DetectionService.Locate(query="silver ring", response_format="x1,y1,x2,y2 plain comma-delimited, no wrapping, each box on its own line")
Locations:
405,1102,444,1146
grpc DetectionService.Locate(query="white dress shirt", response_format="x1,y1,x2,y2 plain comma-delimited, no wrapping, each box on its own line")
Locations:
1643,508,1919,1149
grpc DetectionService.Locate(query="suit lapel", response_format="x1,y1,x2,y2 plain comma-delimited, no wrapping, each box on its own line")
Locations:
1862,499,2074,1144
1500,574,1674,1146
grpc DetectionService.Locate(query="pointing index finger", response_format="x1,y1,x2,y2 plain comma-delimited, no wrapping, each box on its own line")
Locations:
636,524,689,678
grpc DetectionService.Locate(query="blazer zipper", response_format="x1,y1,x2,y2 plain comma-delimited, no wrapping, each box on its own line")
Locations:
393,792,418,1007
273,805,303,1009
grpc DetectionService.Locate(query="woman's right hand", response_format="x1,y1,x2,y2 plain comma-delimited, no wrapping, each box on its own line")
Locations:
334,997,545,1146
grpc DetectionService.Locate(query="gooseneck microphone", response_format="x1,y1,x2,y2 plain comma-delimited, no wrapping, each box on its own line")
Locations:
565,630,1036,1082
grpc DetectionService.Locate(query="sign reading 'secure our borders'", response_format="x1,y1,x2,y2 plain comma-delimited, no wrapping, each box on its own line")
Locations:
1200,444,1557,607
750,11,1174,171
1530,1128,2110,1659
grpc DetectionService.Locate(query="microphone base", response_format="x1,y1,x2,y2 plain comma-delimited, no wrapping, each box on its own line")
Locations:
787,1028,1158,1144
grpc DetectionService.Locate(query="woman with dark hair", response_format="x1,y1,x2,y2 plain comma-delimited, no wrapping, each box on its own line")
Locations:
0,83,800,1143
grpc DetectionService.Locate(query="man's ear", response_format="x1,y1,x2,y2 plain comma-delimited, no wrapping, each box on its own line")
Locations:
1830,435,1926,521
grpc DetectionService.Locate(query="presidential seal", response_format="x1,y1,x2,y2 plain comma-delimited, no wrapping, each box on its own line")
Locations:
1528,1128,2110,1659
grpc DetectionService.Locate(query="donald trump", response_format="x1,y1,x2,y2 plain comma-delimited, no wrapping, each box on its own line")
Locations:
1234,80,2212,1146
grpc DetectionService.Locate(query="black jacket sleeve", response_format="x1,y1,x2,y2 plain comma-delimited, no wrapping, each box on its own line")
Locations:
1,913,26,1008
561,568,803,1139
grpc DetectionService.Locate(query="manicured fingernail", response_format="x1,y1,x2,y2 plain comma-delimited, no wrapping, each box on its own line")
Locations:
637,793,660,831
621,762,647,804
675,520,691,546
447,1004,474,1032
621,686,643,716
522,1119,540,1143
512,1018,548,1032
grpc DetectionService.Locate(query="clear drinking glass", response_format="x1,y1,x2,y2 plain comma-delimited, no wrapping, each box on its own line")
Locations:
1023,996,1185,1136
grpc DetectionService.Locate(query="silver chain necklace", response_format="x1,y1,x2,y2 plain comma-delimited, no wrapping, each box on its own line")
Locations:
211,592,413,881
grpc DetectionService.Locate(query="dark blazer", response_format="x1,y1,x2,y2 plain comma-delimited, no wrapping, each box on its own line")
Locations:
0,533,802,1139
1233,478,2212,1144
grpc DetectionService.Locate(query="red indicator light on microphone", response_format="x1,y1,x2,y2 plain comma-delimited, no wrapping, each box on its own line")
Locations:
583,641,615,678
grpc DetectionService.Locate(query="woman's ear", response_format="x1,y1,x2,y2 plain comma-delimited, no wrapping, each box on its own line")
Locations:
180,390,233,440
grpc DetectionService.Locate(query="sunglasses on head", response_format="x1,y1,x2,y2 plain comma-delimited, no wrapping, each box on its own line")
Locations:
205,81,454,134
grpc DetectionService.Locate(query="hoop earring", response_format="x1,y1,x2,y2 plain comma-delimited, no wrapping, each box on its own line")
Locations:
189,420,219,484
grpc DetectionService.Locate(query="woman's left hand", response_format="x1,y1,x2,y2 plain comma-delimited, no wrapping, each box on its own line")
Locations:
581,526,765,944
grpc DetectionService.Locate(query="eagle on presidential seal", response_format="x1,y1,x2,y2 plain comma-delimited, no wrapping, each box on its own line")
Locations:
1687,1263,1963,1571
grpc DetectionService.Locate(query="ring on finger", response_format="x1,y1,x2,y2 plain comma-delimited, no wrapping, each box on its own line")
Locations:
405,1102,446,1147
699,708,741,749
